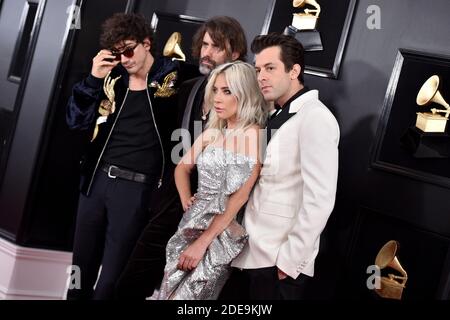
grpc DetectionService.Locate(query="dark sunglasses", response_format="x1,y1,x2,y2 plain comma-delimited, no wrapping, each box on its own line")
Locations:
110,42,140,61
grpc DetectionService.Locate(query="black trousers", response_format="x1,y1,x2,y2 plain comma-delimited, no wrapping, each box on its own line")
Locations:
115,174,183,300
219,266,312,300
66,170,156,300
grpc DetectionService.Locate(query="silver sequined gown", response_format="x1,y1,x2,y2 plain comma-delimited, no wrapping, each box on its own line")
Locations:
157,145,256,300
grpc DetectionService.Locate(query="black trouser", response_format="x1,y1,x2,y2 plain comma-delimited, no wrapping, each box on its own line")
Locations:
219,266,312,300
66,170,156,300
115,175,183,300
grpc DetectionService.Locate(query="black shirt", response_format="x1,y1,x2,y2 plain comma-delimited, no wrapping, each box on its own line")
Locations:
102,89,162,174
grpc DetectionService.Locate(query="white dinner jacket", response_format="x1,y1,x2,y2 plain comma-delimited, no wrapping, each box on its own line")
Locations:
232,90,340,279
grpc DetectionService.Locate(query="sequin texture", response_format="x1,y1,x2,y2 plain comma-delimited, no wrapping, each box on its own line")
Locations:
157,146,256,300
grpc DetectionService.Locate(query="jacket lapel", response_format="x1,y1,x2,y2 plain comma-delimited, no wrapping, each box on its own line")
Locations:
265,89,319,143
181,76,206,130
266,105,295,143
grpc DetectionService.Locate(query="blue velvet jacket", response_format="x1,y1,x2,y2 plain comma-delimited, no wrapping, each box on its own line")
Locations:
66,57,182,196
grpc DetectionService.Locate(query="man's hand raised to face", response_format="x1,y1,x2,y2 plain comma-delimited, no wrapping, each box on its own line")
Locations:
91,50,120,79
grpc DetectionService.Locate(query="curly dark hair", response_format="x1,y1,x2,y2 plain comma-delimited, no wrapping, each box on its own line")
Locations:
100,13,154,53
191,16,247,62
251,33,305,83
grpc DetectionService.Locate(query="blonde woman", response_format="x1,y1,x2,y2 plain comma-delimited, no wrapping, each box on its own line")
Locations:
157,61,268,300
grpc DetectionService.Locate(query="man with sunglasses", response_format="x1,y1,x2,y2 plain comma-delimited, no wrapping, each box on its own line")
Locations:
115,16,248,300
65,13,193,300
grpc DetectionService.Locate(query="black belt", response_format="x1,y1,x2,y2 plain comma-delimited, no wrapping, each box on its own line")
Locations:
100,163,154,184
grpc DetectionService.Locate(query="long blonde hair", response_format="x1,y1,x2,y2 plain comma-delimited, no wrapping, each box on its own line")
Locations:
204,61,268,141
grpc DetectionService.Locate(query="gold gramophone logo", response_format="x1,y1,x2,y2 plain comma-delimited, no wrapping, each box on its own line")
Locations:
92,71,121,142
415,75,450,133
292,0,321,31
374,240,408,300
284,0,323,51
163,32,186,62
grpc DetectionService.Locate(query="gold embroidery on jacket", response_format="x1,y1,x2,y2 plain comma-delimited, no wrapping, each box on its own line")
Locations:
91,72,121,141
150,71,178,98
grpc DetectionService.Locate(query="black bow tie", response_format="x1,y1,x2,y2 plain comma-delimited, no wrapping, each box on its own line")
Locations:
270,105,282,120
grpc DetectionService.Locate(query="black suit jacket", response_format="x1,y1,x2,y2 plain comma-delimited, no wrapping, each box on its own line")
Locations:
148,74,205,223
177,76,207,144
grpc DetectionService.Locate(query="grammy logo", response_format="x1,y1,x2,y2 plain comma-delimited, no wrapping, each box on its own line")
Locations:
163,32,186,62
292,0,321,31
415,75,450,133
283,0,323,51
374,240,408,300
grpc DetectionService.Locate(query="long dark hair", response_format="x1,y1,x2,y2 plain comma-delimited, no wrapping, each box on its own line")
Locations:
191,16,247,61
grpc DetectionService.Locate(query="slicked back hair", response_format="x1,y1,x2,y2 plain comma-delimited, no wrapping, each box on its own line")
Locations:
251,33,305,83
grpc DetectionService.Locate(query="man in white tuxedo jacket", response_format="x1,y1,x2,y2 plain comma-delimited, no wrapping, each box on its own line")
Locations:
226,33,339,300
